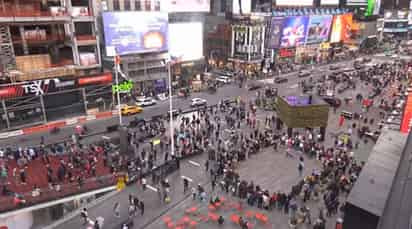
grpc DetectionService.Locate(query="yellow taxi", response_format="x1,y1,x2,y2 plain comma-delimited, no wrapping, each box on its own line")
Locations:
121,105,143,115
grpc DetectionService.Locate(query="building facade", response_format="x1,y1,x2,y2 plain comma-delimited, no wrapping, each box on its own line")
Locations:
0,0,110,131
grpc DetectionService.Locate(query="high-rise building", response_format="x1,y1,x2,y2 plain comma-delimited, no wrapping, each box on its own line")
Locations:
0,0,109,131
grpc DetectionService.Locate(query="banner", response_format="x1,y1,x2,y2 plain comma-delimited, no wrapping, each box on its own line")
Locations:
269,17,284,48
280,16,310,48
306,15,333,44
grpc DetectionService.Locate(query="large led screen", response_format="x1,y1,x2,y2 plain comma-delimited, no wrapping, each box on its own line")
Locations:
269,17,284,48
330,14,353,43
160,0,210,12
102,12,168,56
275,0,313,6
306,15,333,44
280,16,310,48
169,23,203,61
321,0,339,5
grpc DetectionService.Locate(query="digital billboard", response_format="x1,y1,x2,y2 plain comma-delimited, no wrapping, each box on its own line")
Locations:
330,14,353,43
169,23,203,62
280,16,310,48
160,0,210,12
321,0,339,5
306,15,333,44
102,12,168,56
269,17,284,48
232,0,252,15
275,0,313,6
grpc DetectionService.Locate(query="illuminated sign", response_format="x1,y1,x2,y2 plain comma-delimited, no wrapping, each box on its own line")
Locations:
112,80,133,93
78,73,113,85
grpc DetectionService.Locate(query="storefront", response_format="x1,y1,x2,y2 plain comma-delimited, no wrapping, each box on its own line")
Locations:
171,60,205,90
0,73,113,130
276,48,296,64
295,44,319,64
319,42,332,63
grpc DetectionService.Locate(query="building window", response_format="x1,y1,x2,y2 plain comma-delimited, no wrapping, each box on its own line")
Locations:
124,0,131,10
113,0,120,10
135,0,141,10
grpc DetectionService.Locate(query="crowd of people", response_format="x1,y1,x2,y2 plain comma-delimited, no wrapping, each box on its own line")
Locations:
0,52,410,229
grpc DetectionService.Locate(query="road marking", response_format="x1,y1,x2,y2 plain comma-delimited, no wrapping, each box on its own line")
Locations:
288,84,299,89
188,160,201,167
181,176,193,182
146,184,158,192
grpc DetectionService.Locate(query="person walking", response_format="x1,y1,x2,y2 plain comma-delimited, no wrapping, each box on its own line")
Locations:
298,157,304,177
80,208,88,225
113,202,120,217
183,178,189,194
139,200,144,216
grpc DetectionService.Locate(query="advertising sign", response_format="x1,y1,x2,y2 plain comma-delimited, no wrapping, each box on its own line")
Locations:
78,73,113,86
112,80,133,94
401,93,412,133
269,17,284,48
0,78,77,99
321,0,339,5
306,15,333,44
102,12,168,56
280,16,310,48
330,14,353,43
169,23,203,61
160,0,210,12
275,0,313,6
346,0,368,5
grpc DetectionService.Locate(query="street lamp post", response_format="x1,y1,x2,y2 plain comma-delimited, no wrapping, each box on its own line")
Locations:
114,56,123,126
167,61,175,157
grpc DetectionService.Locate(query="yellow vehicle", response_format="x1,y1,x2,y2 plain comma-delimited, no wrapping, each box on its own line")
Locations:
121,105,143,115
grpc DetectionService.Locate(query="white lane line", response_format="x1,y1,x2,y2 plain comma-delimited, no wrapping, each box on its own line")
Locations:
188,160,201,167
181,176,193,182
288,84,299,89
146,184,158,192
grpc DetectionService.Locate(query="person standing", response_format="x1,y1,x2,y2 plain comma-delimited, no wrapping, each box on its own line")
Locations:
139,200,144,216
80,208,88,225
141,177,147,191
298,157,304,177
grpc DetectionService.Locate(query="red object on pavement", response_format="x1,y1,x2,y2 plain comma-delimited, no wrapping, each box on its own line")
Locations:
339,115,345,127
401,93,412,133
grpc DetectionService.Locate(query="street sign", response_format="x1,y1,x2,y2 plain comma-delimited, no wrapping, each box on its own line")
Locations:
112,80,133,93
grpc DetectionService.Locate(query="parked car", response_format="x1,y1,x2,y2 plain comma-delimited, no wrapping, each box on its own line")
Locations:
191,98,207,107
248,84,262,91
121,105,143,116
136,97,156,107
329,65,341,70
322,96,341,108
156,93,167,101
298,70,311,78
274,77,288,84
216,76,231,84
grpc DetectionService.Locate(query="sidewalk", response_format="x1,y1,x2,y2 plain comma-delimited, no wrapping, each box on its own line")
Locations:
48,152,210,229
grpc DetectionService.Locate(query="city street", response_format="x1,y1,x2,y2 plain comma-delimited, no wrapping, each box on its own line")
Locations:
41,56,396,229
0,59,358,149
